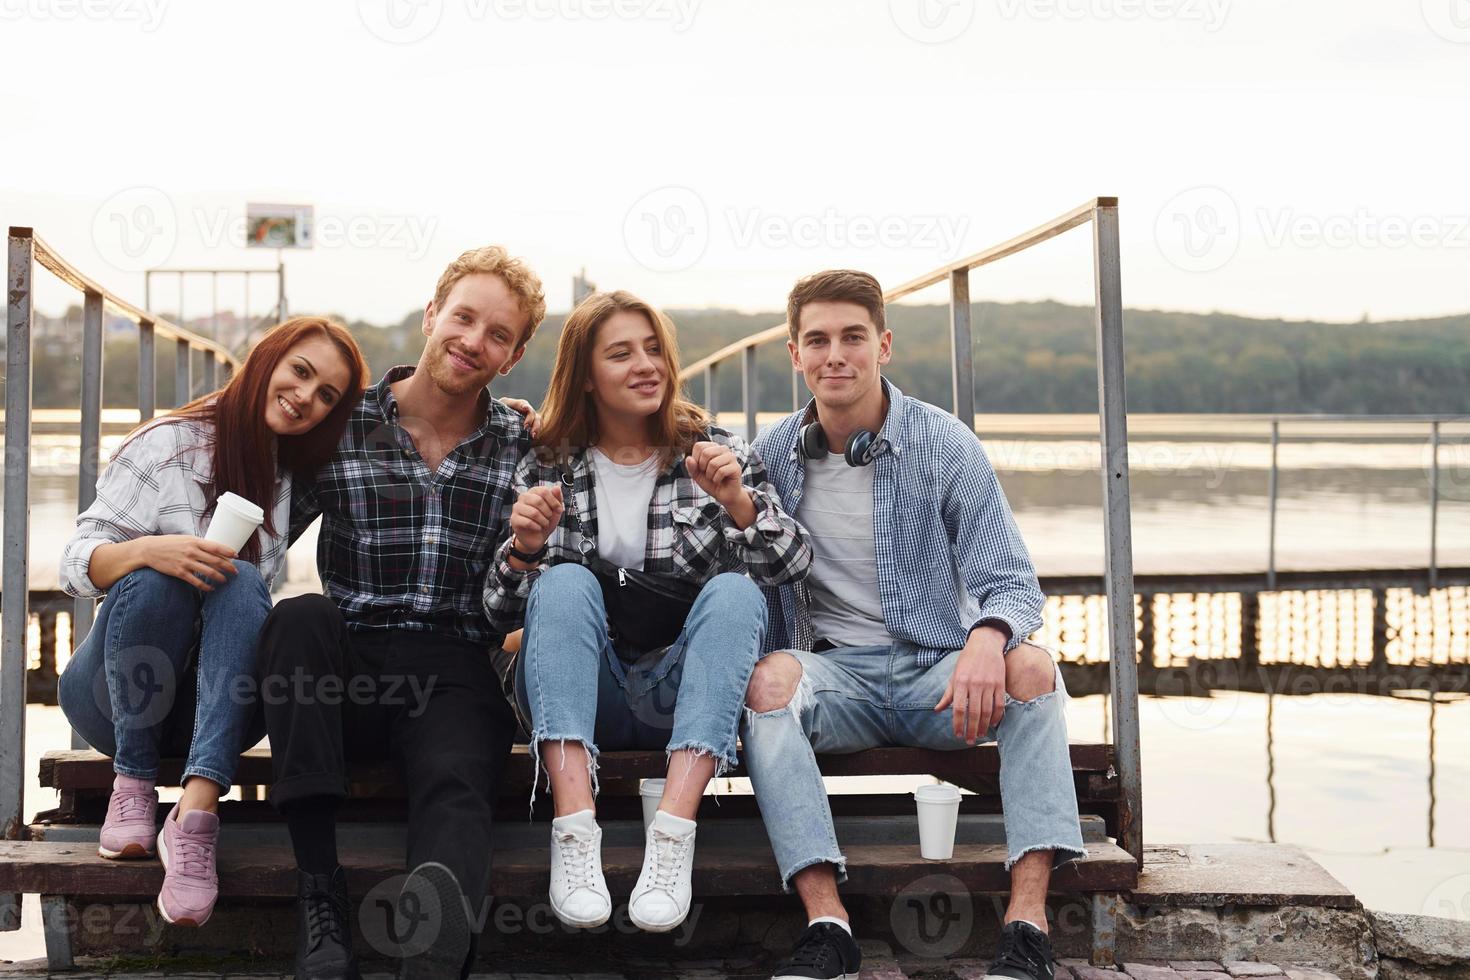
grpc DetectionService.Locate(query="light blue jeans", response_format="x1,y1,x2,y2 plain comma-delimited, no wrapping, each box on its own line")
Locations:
58,561,270,788
514,563,766,791
740,642,1087,889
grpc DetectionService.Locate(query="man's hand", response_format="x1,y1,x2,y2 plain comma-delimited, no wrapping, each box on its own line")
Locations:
934,626,1008,743
509,484,563,556
141,535,238,591
498,397,542,438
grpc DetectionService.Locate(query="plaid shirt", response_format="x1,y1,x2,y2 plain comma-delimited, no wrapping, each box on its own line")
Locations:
291,365,529,645
754,378,1045,667
482,426,811,635
60,415,291,598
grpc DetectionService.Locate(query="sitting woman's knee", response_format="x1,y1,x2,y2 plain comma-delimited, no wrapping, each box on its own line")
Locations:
535,561,599,592
1005,643,1056,702
745,652,802,713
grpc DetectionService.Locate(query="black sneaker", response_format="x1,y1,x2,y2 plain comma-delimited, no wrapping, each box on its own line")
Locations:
294,866,362,980
395,861,472,980
770,920,862,980
985,920,1055,980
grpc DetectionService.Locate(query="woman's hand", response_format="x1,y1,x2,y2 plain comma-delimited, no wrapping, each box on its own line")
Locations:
499,397,542,438
686,441,756,528
140,535,238,591
509,484,564,556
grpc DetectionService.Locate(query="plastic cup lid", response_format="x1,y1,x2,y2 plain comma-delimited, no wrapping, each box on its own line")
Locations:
215,491,264,522
640,778,666,796
913,783,962,803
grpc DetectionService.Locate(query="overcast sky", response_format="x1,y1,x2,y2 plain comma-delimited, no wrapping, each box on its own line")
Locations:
2,0,1467,325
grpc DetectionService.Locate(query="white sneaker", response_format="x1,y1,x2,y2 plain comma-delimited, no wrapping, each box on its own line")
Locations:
548,809,611,929
629,810,697,933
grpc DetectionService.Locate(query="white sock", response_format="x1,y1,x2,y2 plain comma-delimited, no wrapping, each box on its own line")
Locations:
551,808,597,835
652,809,697,836
810,915,851,935
1012,918,1047,933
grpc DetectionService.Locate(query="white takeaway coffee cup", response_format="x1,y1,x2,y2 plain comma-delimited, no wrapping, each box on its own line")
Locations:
204,492,265,553
914,783,963,860
640,778,666,832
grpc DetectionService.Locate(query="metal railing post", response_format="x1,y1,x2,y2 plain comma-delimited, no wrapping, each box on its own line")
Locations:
201,351,218,393
705,362,720,419
1429,419,1440,590
1267,420,1279,589
138,320,156,422
1091,202,1142,864
2,229,36,930
949,268,976,433
743,345,759,442
176,339,192,406
71,289,106,680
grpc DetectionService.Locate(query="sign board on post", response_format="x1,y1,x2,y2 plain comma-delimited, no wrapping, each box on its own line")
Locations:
246,203,314,249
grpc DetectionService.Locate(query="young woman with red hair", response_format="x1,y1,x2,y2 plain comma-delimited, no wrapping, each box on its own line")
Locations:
57,315,369,928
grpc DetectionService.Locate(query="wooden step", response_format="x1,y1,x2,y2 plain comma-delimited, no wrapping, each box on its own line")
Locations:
38,742,1117,793
30,814,1115,851
0,834,1139,898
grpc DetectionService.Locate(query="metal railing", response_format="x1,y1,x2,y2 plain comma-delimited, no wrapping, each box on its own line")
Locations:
1259,414,1468,590
678,197,1143,863
2,227,242,930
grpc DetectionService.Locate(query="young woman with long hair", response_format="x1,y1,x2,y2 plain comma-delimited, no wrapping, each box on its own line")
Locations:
483,291,811,935
57,315,369,928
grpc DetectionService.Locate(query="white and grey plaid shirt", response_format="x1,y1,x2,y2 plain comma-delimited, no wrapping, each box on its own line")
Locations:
60,416,292,599
482,426,812,635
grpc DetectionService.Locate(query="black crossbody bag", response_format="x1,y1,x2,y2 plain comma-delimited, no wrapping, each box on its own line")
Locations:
557,459,703,655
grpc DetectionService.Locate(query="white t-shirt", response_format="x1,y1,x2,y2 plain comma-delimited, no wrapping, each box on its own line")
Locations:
589,448,661,571
797,452,891,648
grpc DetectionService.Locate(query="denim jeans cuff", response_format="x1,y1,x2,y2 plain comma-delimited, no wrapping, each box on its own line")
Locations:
1004,843,1088,872
112,762,158,782
181,764,234,790
528,733,600,817
779,854,848,894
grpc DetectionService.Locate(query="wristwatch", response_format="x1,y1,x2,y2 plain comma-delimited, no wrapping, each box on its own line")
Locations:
507,539,548,564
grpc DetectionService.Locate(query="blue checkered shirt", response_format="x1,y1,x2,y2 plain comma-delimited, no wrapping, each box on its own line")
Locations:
753,378,1045,667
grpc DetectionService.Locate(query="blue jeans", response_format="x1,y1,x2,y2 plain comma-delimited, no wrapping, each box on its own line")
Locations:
514,563,766,792
58,561,270,788
740,642,1087,889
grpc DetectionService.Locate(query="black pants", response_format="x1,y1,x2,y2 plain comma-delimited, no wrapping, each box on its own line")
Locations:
256,594,517,920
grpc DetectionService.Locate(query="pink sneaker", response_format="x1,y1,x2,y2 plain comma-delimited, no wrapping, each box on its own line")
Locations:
156,804,220,927
98,775,157,860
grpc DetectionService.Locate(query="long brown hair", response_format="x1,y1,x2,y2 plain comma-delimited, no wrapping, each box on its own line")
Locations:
128,316,369,561
535,291,708,463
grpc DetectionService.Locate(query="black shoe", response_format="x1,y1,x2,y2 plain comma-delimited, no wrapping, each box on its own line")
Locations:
770,921,862,980
985,920,1055,980
395,861,472,980
294,866,362,980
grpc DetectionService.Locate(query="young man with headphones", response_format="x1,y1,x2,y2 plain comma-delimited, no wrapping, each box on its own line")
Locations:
743,270,1085,980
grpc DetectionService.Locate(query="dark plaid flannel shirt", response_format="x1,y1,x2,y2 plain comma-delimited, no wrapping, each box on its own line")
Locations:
481,426,811,634
290,365,530,646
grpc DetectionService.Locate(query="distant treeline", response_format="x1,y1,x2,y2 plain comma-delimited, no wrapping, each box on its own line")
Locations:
19,300,1470,415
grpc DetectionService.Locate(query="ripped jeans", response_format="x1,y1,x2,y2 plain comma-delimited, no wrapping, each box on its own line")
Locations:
740,642,1087,890
514,563,766,798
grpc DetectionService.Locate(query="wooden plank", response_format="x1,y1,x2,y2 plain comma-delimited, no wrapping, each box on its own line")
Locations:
1131,844,1355,909
0,839,1138,899
39,743,1117,792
